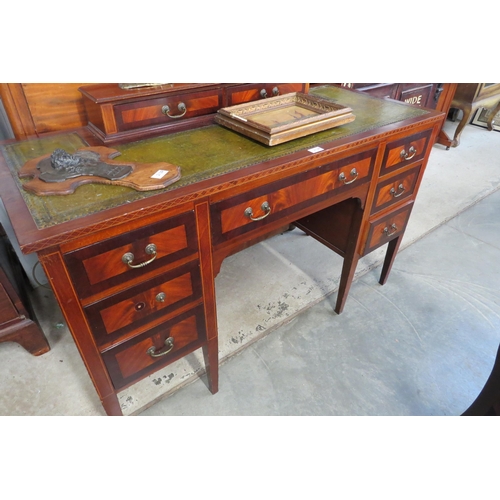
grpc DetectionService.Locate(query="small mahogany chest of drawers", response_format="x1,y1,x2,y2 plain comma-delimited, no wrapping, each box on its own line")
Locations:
79,83,308,143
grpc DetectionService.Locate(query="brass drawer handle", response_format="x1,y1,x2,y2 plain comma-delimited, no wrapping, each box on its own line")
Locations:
339,168,358,185
400,145,416,161
383,223,398,237
147,337,174,358
390,183,405,198
161,102,187,119
122,243,157,269
244,201,271,221
260,87,279,98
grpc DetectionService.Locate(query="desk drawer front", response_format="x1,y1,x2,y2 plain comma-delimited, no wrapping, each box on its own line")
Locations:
101,305,206,390
371,165,421,215
381,129,431,175
114,89,223,132
64,212,198,299
364,203,413,254
227,83,307,106
211,148,377,244
85,261,202,348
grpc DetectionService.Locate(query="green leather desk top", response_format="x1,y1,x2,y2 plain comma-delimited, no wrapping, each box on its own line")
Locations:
0,86,429,230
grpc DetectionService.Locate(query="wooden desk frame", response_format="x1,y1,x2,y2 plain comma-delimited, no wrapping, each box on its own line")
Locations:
0,89,444,415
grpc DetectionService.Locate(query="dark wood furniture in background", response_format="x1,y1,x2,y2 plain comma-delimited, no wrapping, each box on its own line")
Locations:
462,344,500,416
0,84,444,415
0,224,49,356
326,84,458,149
448,83,500,147
336,83,440,107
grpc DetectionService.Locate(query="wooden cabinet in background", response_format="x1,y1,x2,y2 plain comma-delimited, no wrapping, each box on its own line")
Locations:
322,83,457,149
448,83,500,147
0,224,50,356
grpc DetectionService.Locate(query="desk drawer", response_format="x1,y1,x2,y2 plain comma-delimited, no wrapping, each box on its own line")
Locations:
85,261,202,348
101,305,206,390
211,148,377,244
371,165,421,215
64,211,198,299
380,129,431,176
114,88,223,132
364,203,413,254
226,83,307,105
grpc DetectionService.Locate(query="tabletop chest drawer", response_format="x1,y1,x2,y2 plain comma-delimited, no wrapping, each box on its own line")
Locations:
85,261,202,348
101,305,207,390
380,129,432,176
226,83,308,106
63,211,198,299
114,88,223,132
211,148,377,244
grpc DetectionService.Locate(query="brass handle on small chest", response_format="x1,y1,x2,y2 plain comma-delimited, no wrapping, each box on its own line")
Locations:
339,168,358,185
122,243,157,268
244,201,271,221
390,183,405,198
260,87,279,98
162,102,187,118
400,146,416,161
147,337,174,358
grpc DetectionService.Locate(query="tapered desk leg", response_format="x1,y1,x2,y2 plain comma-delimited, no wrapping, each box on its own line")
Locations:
379,235,403,285
335,252,360,314
102,392,123,416
335,200,365,315
203,337,219,394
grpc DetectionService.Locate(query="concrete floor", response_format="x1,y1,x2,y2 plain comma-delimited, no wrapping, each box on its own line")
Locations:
1,118,500,416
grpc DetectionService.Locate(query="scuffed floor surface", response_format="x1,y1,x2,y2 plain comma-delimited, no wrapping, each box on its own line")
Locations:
138,188,500,415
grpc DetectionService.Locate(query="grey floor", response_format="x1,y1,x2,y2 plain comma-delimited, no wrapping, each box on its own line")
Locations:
1,117,500,416
139,188,500,416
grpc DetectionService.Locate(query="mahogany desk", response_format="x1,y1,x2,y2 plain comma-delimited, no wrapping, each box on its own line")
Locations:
0,86,444,415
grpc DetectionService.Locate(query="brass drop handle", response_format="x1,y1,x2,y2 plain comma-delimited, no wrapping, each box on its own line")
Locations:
339,168,358,185
161,102,187,119
147,337,174,358
390,183,405,198
244,201,271,221
400,145,416,161
383,223,398,237
122,243,157,269
260,87,280,98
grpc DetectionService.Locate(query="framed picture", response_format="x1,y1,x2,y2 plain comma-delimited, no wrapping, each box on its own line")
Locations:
471,106,500,132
